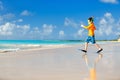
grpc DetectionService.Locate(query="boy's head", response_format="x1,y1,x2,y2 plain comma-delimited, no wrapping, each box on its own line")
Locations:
88,17,94,24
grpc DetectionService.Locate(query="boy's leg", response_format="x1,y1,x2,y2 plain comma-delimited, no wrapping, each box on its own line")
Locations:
94,43,101,50
94,43,103,53
91,36,103,53
85,42,88,51
81,36,89,53
81,42,88,53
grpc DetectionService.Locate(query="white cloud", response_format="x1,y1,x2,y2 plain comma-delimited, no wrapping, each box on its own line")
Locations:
96,12,120,39
64,17,78,28
3,13,15,19
98,12,115,36
18,19,23,22
59,30,65,38
99,18,107,25
29,27,40,33
0,13,15,21
104,12,112,17
32,27,41,33
77,29,84,36
0,13,15,24
20,25,30,34
59,30,64,36
0,22,56,39
13,19,23,23
104,12,114,23
100,0,119,4
29,24,55,39
0,22,30,36
117,19,120,30
21,10,31,16
0,22,14,35
42,24,55,36
73,29,85,39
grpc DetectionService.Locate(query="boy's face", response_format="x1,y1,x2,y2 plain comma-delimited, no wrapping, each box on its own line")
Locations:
88,20,91,24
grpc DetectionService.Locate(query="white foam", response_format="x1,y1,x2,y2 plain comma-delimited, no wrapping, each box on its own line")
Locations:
0,48,20,52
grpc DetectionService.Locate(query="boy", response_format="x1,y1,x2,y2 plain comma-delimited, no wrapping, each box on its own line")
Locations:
81,17,103,53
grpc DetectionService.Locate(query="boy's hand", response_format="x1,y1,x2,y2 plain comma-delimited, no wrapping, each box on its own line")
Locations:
81,25,84,27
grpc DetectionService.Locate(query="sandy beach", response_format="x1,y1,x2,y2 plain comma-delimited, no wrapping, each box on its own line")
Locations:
0,42,120,80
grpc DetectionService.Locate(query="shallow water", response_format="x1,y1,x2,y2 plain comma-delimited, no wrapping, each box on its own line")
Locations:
0,40,83,52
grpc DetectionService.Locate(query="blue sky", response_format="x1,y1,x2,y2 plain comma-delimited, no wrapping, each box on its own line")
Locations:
0,0,120,40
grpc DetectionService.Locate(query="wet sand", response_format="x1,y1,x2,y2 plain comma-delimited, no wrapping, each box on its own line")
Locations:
0,42,120,80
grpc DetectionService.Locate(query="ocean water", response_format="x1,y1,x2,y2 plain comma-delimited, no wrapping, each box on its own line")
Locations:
0,40,83,45
0,40,83,51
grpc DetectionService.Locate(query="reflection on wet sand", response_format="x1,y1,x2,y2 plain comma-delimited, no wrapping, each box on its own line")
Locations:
82,53,103,80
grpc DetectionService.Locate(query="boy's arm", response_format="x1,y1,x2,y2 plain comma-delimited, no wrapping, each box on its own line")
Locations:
81,24,91,29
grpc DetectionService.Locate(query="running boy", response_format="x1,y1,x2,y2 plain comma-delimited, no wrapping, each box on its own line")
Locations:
81,17,103,53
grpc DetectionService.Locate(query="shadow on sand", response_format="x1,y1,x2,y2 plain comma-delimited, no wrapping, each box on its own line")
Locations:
82,53,103,80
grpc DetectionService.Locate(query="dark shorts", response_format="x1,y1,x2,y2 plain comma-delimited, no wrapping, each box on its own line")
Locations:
85,36,96,44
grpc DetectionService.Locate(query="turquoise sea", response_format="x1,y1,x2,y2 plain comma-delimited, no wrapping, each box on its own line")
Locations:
0,40,83,45
0,40,84,51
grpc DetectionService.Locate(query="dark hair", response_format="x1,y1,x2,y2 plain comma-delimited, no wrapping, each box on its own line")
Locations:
88,17,94,22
